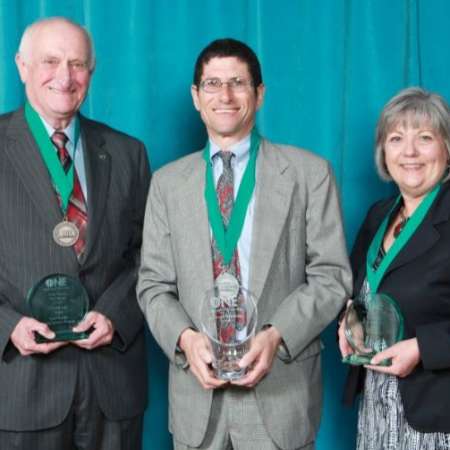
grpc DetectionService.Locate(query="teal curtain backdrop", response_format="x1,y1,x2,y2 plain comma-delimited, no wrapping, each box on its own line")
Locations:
1,0,449,448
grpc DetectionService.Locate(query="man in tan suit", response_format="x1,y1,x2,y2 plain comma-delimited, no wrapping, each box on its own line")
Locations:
138,38,351,450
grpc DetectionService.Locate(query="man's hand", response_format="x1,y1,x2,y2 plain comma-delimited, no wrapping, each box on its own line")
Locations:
178,328,228,390
11,317,66,355
232,326,282,388
365,338,420,378
71,311,114,350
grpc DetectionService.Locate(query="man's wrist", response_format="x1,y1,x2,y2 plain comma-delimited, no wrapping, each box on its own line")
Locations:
264,325,282,345
262,324,290,359
261,324,282,346
178,327,197,352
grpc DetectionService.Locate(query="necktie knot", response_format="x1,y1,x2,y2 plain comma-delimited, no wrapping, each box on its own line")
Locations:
218,150,234,170
51,131,71,173
51,131,69,150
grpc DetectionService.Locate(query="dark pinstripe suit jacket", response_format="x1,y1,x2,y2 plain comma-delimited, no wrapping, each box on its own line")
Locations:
0,108,150,431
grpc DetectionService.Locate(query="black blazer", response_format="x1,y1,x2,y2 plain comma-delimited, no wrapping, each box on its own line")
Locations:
0,109,151,431
344,179,450,432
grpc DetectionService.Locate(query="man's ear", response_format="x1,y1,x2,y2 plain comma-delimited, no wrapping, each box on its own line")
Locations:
191,85,201,112
255,83,265,111
15,53,28,83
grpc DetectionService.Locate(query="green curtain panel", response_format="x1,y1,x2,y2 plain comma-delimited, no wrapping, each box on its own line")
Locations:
1,0,449,448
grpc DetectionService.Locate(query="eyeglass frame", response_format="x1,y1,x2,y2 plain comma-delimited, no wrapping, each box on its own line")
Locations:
198,76,254,93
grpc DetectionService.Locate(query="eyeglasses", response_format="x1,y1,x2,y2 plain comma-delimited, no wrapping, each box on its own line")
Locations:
199,77,253,93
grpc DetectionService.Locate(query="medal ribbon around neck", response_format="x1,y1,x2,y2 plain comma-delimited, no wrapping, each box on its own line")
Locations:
366,183,441,294
25,102,80,214
203,128,260,266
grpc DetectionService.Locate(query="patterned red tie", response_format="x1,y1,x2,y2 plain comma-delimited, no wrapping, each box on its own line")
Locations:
212,151,243,342
51,131,88,259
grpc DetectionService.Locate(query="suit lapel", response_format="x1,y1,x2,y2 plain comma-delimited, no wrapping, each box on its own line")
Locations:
177,154,215,291
80,118,111,262
359,184,450,289
383,183,449,278
249,140,295,299
5,109,64,228
383,219,439,276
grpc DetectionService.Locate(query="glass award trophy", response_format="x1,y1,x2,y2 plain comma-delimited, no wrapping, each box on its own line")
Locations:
200,274,257,380
342,293,404,366
27,273,90,343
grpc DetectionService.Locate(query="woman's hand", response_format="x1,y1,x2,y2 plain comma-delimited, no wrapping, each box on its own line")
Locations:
365,338,420,378
338,300,354,358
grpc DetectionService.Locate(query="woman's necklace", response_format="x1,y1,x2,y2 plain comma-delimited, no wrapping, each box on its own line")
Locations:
393,207,409,238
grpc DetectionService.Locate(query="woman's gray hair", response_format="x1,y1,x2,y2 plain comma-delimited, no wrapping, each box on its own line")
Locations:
375,87,450,181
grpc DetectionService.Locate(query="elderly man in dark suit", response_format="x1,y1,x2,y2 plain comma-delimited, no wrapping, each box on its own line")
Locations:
138,38,351,450
0,17,150,450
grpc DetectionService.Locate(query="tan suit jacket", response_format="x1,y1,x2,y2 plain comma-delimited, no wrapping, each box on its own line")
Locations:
138,139,351,449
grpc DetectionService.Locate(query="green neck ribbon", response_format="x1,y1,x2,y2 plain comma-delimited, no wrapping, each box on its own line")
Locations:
203,129,260,266
25,102,80,214
366,183,441,294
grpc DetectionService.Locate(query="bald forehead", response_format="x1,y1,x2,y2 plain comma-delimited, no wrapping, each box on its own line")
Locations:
19,18,93,68
32,20,87,48
35,19,86,36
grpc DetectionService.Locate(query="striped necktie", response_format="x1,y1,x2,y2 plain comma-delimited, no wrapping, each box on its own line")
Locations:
51,131,88,259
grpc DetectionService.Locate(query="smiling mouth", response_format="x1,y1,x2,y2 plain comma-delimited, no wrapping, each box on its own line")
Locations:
213,108,239,113
400,164,424,169
48,87,74,94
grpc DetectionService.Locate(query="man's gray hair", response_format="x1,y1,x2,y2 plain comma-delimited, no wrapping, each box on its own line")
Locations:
375,87,450,181
18,16,96,71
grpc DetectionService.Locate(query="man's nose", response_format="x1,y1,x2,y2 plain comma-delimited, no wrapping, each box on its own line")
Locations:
219,83,233,101
54,62,72,86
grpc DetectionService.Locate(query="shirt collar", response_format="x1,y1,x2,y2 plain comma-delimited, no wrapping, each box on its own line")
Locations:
209,134,251,165
41,115,77,146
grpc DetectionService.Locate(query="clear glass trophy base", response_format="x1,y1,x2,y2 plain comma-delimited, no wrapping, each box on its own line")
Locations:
214,364,245,381
212,340,250,380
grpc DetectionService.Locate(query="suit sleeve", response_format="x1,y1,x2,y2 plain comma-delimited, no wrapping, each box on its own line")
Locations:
137,172,195,365
93,141,151,350
416,322,450,370
341,203,380,404
414,198,450,371
0,120,26,358
0,280,25,359
268,162,353,361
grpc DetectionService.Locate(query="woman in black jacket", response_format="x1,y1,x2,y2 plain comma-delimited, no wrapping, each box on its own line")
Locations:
338,87,450,450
